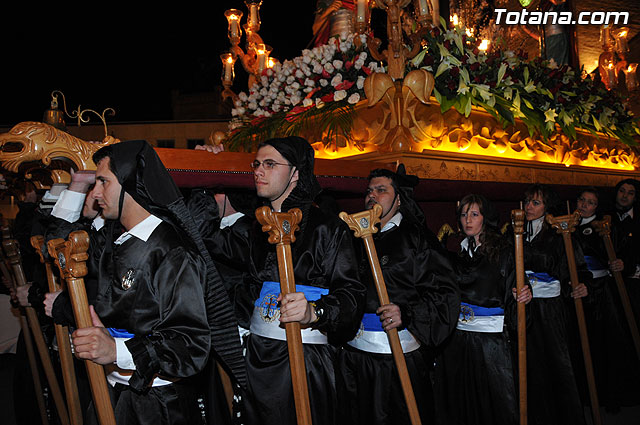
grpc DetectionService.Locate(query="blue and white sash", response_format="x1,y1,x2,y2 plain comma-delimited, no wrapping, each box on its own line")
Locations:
526,271,561,298
456,302,505,333
584,255,609,279
347,313,420,354
250,281,329,344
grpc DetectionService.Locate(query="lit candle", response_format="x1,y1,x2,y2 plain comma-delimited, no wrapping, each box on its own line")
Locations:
615,27,629,55
255,44,271,74
478,39,490,51
225,9,243,41
451,14,459,27
623,63,638,92
246,0,262,30
356,0,367,23
220,53,235,83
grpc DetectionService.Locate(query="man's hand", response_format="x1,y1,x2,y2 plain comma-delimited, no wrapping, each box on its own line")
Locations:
68,169,96,194
44,290,62,317
278,292,315,325
72,305,116,365
377,303,402,331
16,283,31,307
571,283,588,299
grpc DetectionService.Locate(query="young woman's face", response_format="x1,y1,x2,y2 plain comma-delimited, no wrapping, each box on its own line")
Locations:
524,192,546,221
460,203,484,239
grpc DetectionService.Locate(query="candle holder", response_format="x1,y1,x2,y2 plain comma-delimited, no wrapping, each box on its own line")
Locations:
623,63,638,92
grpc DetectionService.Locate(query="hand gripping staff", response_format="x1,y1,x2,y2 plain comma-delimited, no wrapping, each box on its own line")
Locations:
2,238,70,425
31,235,84,425
48,231,116,425
0,246,49,425
511,209,527,425
546,212,602,425
339,203,422,425
591,216,640,360
255,206,312,425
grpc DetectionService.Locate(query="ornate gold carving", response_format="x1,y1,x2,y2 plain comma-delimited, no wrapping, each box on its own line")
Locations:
0,122,117,172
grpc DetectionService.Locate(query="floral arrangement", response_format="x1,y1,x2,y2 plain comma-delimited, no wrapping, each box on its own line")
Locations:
227,20,639,151
227,33,381,150
413,19,640,146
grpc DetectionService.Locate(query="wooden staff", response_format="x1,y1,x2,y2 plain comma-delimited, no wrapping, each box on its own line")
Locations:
48,231,116,425
591,216,640,360
0,253,49,425
546,212,602,425
31,235,84,425
2,239,70,425
339,204,422,425
255,206,312,425
511,209,527,425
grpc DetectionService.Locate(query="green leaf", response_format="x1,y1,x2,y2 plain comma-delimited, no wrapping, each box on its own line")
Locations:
497,63,507,85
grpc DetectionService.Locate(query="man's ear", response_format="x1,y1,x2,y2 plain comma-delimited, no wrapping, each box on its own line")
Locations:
291,168,299,184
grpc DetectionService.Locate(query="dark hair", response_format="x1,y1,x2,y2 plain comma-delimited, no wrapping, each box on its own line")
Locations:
92,145,117,175
368,168,399,195
614,178,639,206
578,186,600,203
524,183,561,216
457,194,504,263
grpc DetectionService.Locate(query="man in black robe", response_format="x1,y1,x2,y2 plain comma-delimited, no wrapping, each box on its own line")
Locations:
72,140,245,425
201,136,366,425
336,165,459,425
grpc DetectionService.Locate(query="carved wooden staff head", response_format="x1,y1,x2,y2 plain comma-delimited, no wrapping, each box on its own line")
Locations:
546,210,581,234
255,206,302,245
339,203,382,239
30,235,47,264
590,215,612,238
511,209,526,235
47,231,89,280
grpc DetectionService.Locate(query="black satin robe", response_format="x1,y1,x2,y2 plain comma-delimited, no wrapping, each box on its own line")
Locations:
203,205,365,425
574,218,640,407
94,221,211,414
434,244,518,425
336,217,459,425
522,225,588,425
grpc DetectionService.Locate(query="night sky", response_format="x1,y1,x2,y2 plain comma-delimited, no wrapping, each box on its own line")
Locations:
1,2,317,127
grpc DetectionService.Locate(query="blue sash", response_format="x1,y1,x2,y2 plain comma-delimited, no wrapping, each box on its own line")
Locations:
584,255,605,271
108,328,134,338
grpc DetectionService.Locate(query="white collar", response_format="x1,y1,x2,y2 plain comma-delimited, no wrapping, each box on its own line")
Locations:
220,212,244,229
92,215,105,231
460,237,481,257
114,214,162,245
580,215,596,225
381,212,403,232
526,216,545,242
619,208,634,221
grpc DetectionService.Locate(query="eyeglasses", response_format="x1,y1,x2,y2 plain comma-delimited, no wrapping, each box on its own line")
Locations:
250,159,293,171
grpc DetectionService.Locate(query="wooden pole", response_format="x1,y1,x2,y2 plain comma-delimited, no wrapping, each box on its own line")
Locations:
0,257,49,425
339,204,422,425
2,239,70,425
48,231,116,425
511,209,527,425
255,206,312,425
591,216,640,360
546,212,602,425
31,235,84,425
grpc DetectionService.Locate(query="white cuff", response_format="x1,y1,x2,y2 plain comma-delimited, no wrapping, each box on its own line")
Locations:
115,338,136,370
51,189,86,223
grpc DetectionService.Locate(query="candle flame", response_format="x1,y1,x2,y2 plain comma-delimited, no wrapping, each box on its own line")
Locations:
451,14,459,26
478,39,490,51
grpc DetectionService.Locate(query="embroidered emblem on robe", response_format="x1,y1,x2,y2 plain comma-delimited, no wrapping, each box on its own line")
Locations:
582,227,593,235
259,293,280,323
380,255,389,266
121,268,136,290
459,304,475,323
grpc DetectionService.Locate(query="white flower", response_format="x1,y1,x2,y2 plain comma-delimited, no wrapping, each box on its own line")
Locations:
239,92,248,102
295,69,304,79
544,108,558,123
286,76,295,85
313,63,323,74
333,60,343,70
305,78,315,87
320,79,329,87
303,98,313,107
347,93,360,104
357,76,366,89
248,101,257,110
324,62,335,74
331,74,343,87
315,98,325,108
291,95,301,106
334,90,347,101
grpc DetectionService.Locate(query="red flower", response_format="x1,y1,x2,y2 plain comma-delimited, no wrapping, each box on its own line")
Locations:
286,105,313,120
345,61,353,70
450,67,460,77
322,69,331,79
444,40,452,50
362,66,372,75
470,63,480,72
335,80,355,90
321,93,335,102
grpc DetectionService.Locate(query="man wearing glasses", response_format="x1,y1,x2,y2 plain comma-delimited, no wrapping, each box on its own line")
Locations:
199,136,365,425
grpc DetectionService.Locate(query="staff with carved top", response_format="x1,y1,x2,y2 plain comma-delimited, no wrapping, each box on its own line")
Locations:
199,137,365,425
591,215,640,359
31,234,83,425
256,206,311,425
339,166,458,425
48,232,115,425
511,208,528,425
3,238,70,425
546,210,602,425
0,249,49,425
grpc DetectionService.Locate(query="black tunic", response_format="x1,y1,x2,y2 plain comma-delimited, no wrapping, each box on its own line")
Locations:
203,205,365,425
95,221,211,395
337,216,459,425
434,243,518,425
522,224,587,425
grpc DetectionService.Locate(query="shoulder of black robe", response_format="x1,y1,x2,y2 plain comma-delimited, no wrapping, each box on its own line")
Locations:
92,140,246,389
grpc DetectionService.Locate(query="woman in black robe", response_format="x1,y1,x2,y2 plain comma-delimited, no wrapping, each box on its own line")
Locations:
434,194,530,425
520,184,589,425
